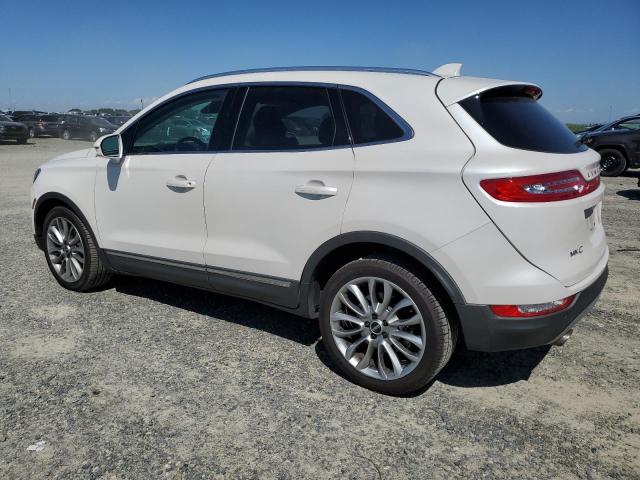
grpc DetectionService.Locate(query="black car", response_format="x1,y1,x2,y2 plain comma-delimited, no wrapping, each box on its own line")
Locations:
58,115,117,141
13,113,61,138
0,114,28,143
581,115,640,176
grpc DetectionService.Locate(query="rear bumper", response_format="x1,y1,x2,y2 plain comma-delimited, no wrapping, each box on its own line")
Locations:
457,265,608,352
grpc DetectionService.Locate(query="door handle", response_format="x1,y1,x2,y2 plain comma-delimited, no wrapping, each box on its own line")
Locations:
166,175,196,189
295,181,338,197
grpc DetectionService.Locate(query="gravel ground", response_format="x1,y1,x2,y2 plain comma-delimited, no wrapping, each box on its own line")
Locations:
1,138,639,479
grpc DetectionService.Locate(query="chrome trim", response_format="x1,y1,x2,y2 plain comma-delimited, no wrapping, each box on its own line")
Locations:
188,66,435,84
207,267,292,288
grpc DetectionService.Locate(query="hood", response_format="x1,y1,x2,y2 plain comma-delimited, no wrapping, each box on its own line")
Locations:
45,148,94,166
0,121,27,129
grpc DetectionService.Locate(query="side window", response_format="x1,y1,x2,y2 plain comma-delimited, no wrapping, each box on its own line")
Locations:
130,89,229,154
615,119,640,131
233,86,343,150
341,89,405,145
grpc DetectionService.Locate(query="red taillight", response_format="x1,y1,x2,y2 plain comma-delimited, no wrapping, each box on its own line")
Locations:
490,295,575,318
480,170,600,202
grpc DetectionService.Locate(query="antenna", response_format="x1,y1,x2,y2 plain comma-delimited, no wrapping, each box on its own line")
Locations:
433,63,463,77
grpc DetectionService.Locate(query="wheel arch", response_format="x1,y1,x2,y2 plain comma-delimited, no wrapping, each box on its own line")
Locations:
299,231,466,318
595,143,630,162
34,192,97,251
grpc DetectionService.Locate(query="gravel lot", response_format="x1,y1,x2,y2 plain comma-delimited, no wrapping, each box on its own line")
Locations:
1,138,639,479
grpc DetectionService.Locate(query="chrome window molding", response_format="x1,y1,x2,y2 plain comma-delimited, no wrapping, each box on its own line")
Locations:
122,81,414,156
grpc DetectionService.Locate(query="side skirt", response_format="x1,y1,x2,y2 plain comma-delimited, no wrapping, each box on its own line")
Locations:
104,250,302,313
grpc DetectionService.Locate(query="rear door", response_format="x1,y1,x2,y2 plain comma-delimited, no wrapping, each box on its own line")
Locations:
448,84,607,286
203,85,354,287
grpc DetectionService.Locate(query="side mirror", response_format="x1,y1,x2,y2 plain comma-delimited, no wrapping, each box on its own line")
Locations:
96,134,123,162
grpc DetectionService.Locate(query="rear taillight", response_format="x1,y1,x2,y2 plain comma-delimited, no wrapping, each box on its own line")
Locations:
490,295,575,318
480,170,600,202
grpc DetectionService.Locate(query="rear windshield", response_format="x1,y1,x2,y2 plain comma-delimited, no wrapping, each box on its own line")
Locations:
40,115,59,122
460,85,586,154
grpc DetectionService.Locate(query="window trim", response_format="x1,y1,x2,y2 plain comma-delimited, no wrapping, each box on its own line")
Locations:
121,81,414,156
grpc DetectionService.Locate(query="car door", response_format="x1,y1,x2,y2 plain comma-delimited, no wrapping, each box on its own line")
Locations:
94,88,231,277
203,85,354,300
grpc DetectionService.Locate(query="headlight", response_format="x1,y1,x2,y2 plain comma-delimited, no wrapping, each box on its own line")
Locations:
583,137,593,145
33,168,41,183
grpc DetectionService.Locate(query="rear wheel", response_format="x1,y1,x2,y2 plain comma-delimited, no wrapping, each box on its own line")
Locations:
319,257,456,395
17,138,27,144
43,206,111,291
28,128,36,138
61,129,71,140
599,148,627,177
89,131,98,142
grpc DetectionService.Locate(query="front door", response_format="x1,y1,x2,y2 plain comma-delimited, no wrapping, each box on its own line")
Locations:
95,88,231,267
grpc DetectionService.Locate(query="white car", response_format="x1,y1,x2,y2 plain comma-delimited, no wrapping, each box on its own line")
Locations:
31,65,608,395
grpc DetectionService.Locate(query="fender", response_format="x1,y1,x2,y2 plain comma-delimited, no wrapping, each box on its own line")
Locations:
299,231,466,306
594,142,632,160
33,192,112,269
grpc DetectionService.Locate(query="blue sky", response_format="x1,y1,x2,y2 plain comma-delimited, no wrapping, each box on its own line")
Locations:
2,0,638,123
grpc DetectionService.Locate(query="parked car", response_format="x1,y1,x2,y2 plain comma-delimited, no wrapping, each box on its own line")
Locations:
0,114,28,143
31,66,608,395
13,113,61,138
104,115,131,126
58,115,117,141
580,115,640,176
574,124,603,139
9,110,36,120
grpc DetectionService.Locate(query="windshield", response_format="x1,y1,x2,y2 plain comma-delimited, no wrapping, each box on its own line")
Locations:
460,85,587,154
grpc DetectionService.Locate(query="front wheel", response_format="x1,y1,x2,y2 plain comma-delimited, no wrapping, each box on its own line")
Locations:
89,131,98,142
29,128,36,138
43,206,111,291
319,257,456,395
61,129,71,140
599,148,627,177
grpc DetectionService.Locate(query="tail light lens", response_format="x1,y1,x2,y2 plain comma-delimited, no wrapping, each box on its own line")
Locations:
480,170,600,202
490,295,575,318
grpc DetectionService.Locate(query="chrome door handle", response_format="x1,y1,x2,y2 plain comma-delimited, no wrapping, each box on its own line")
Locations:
166,175,196,190
295,182,338,197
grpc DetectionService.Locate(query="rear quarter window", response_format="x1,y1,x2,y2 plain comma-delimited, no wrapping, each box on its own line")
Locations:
460,85,586,154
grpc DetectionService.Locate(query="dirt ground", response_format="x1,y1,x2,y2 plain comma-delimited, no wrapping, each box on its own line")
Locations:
1,138,639,479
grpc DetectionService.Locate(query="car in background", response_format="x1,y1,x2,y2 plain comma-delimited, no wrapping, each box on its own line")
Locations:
105,115,131,126
581,116,640,176
574,124,603,139
13,114,61,138
0,114,28,143
58,115,117,141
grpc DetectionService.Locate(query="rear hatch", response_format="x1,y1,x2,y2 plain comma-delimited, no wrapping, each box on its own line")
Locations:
441,80,607,287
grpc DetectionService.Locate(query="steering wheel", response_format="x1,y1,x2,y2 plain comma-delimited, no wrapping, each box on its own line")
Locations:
175,136,206,152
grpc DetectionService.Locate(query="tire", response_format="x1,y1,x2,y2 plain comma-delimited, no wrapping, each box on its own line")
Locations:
599,148,627,177
17,138,27,144
319,257,457,395
28,128,36,138
89,131,98,142
61,129,71,140
42,206,111,291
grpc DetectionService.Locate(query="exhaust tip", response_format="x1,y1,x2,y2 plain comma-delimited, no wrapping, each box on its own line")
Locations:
554,329,573,346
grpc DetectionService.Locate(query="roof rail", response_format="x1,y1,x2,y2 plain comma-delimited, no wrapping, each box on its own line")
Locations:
187,66,435,84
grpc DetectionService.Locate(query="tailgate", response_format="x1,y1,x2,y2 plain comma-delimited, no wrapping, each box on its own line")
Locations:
443,80,608,287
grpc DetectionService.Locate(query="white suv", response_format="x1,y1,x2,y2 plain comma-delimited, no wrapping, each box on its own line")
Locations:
32,65,608,394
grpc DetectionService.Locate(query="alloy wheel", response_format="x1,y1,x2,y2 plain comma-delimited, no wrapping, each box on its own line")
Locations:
329,276,426,380
46,217,85,282
600,151,622,173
